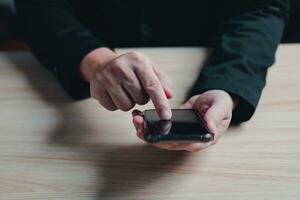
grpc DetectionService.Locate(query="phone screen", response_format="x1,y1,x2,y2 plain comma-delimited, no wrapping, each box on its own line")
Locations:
143,109,214,143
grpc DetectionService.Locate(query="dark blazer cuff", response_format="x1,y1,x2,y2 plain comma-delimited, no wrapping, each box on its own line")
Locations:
56,39,114,100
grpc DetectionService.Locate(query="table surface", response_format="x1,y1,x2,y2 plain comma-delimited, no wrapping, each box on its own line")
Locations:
0,45,299,200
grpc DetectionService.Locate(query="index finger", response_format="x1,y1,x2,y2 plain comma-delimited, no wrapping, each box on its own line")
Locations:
134,65,171,120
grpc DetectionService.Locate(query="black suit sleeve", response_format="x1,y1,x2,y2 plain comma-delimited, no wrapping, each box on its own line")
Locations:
15,0,110,99
190,0,290,123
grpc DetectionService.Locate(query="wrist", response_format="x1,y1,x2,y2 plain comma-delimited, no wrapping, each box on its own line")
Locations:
80,47,118,82
228,92,239,111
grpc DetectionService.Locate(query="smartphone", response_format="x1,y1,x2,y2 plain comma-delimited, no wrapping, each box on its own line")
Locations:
143,109,214,143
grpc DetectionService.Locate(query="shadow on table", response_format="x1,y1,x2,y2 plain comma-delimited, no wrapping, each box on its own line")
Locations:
5,52,193,199
95,144,190,199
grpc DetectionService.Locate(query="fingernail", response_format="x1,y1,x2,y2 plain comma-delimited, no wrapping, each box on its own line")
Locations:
132,109,142,116
165,88,173,99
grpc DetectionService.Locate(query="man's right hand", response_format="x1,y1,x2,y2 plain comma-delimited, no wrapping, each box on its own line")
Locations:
80,48,172,119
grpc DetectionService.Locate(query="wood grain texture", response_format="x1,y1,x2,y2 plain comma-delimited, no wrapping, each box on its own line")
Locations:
0,45,299,200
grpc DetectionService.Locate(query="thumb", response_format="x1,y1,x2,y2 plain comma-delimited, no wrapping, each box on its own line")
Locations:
131,110,144,139
179,95,199,109
203,101,229,134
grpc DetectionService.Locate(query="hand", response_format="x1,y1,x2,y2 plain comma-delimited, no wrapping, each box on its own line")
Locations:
132,90,237,152
81,48,173,119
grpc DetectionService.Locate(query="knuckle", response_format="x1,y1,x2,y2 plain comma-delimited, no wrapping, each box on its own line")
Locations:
93,71,104,83
99,70,113,83
102,75,115,89
129,51,144,61
111,57,123,67
156,102,168,116
114,66,132,81
145,80,160,92
111,62,123,73
110,61,134,81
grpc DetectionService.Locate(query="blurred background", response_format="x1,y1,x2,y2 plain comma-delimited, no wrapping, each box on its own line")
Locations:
0,0,299,51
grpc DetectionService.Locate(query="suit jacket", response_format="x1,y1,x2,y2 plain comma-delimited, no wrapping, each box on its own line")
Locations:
15,0,290,123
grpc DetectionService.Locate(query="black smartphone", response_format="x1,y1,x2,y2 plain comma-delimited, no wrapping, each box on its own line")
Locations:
143,109,214,143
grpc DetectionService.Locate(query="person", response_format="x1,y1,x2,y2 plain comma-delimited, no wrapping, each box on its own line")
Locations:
15,0,290,152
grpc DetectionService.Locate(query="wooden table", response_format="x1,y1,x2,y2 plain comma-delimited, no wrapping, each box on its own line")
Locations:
0,45,299,200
